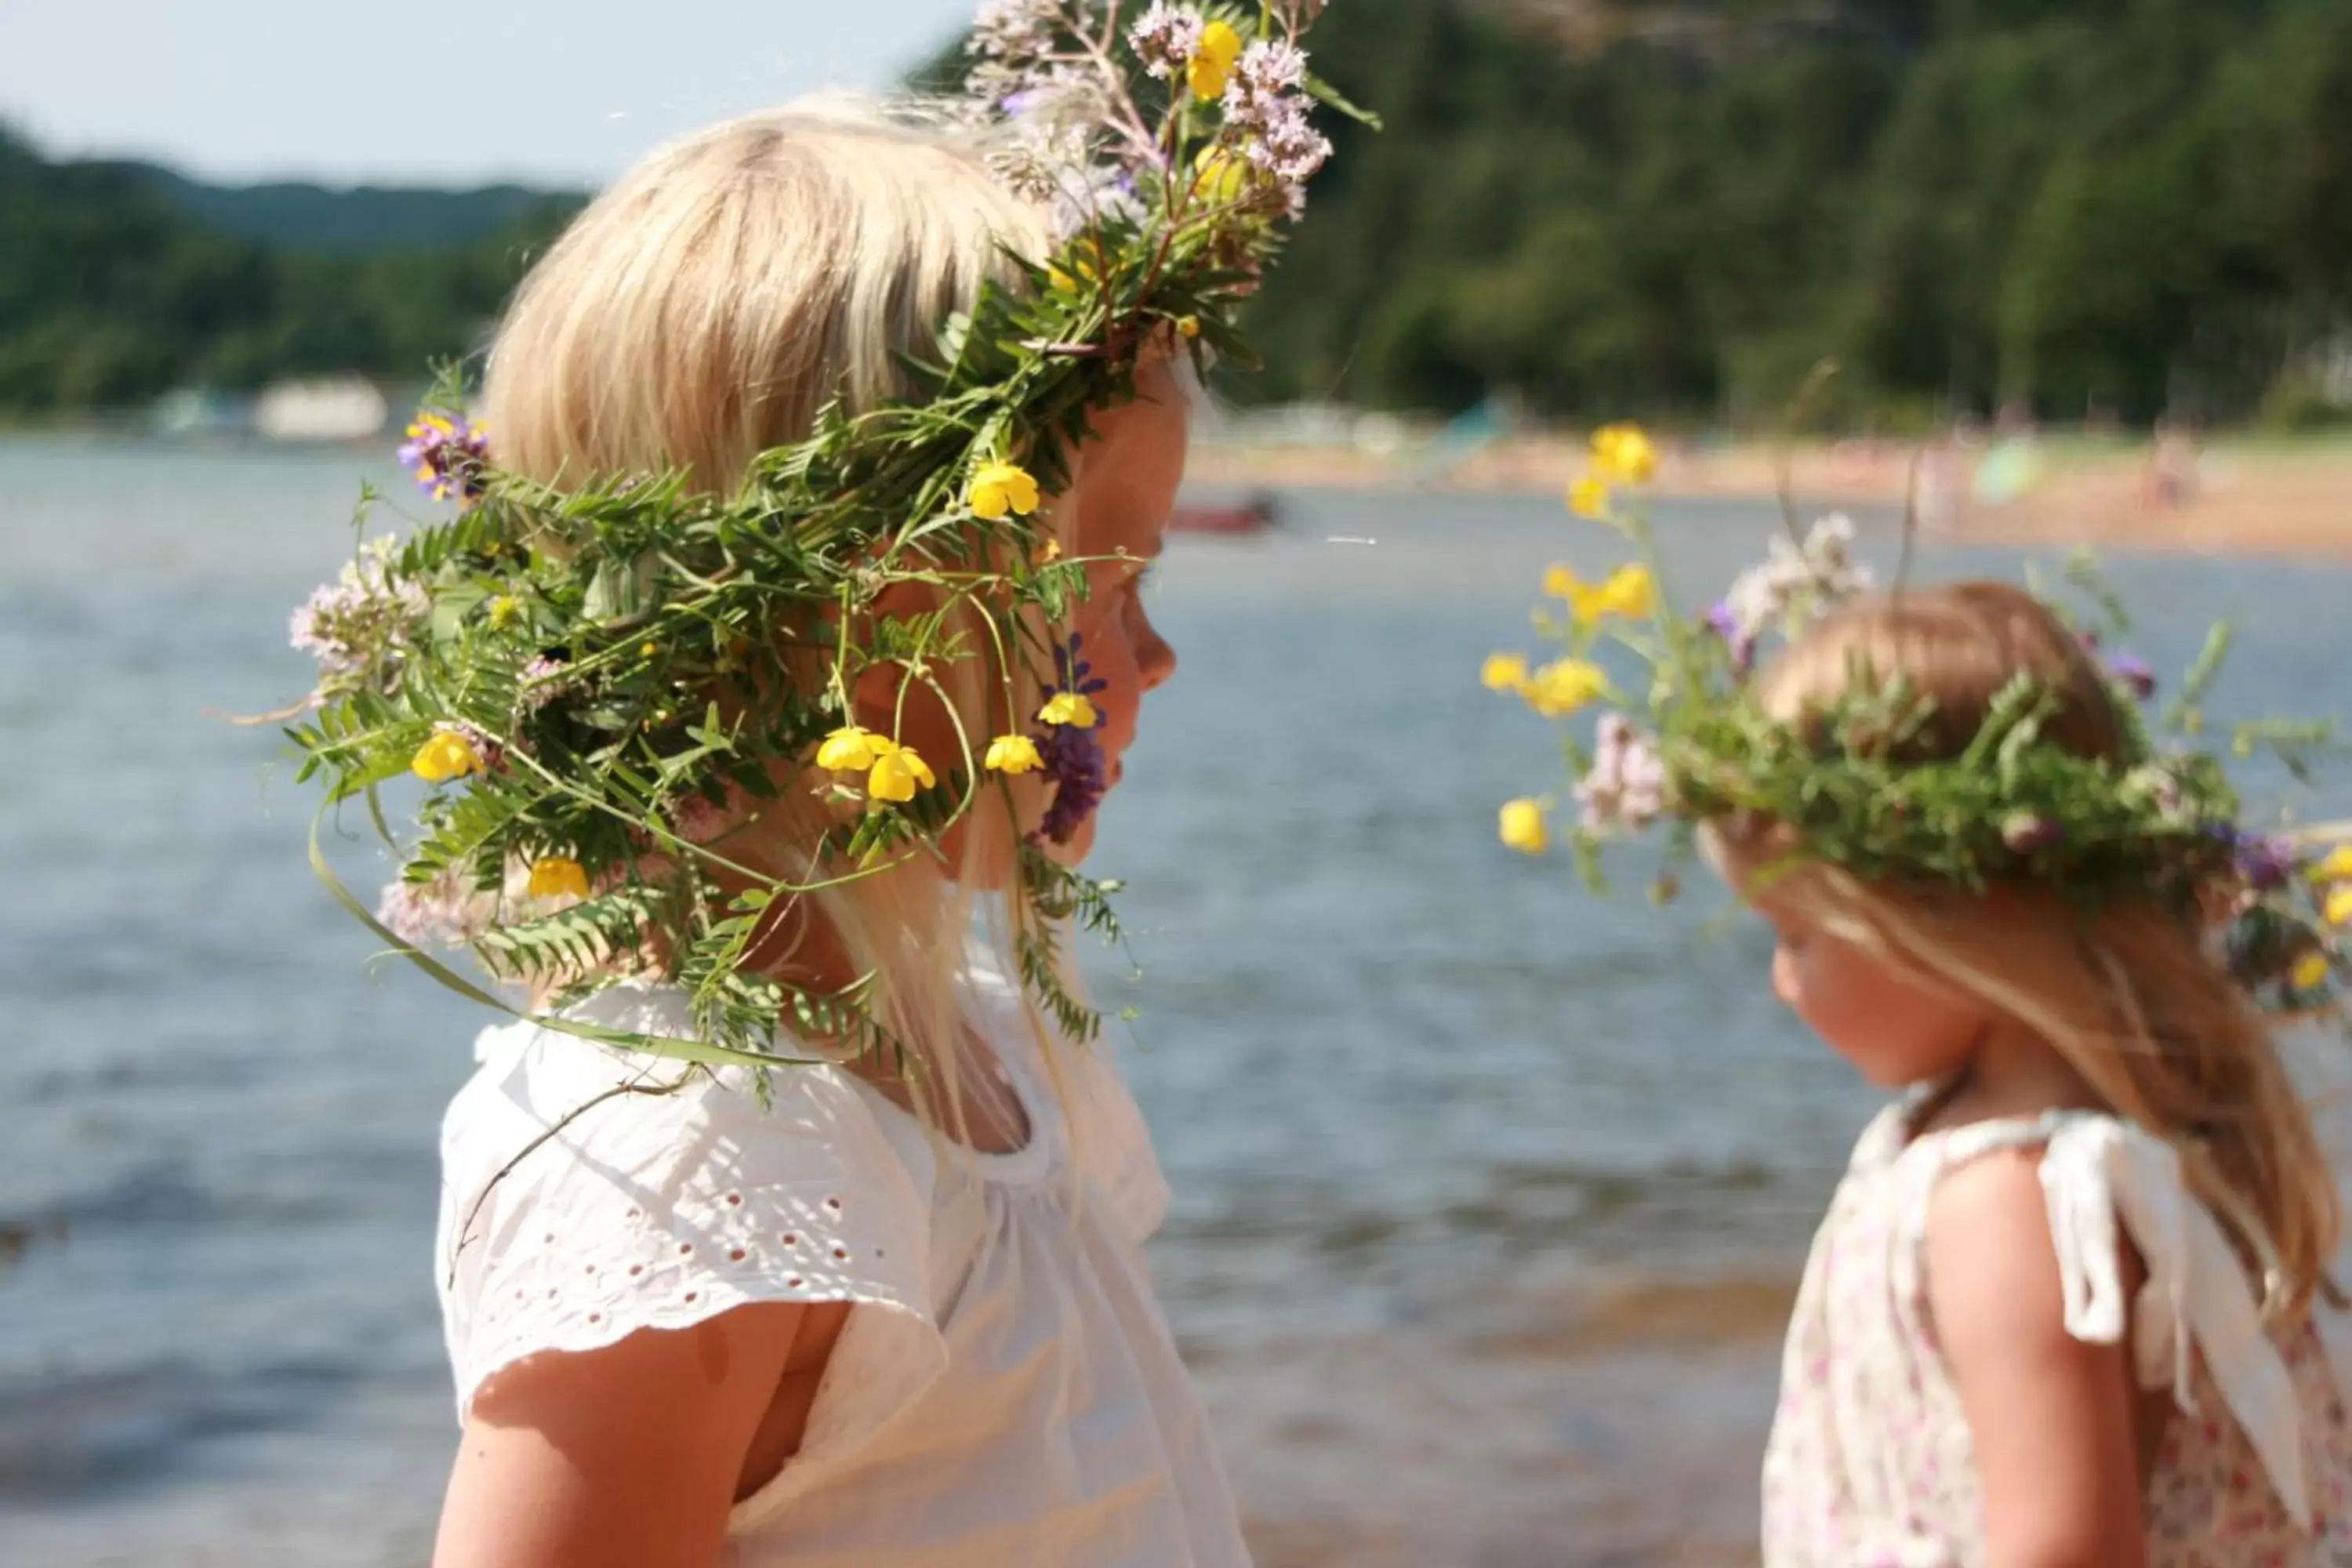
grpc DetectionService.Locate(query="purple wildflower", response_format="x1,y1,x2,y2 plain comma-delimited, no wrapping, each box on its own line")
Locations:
1054,630,1110,698
983,60,1108,201
1032,631,1112,845
1704,599,1757,677
1575,713,1668,833
2105,652,2157,702
966,0,1069,123
2235,834,2296,892
1033,720,1109,845
397,412,491,505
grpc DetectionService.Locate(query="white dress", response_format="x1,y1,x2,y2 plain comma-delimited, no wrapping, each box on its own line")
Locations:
435,960,1249,1567
1762,1099,2352,1565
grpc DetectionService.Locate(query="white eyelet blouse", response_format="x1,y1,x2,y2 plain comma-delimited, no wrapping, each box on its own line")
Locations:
434,960,1248,1567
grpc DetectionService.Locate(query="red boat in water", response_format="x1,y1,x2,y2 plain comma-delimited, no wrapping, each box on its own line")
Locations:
1168,492,1279,535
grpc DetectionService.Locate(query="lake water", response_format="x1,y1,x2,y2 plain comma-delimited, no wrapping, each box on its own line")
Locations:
5,435,2350,1566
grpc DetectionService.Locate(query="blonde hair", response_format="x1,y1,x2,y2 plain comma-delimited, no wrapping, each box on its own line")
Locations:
483,100,1074,1152
487,100,1052,492
1740,581,2339,1318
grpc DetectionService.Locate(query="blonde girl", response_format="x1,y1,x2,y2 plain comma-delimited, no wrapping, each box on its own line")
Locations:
1724,583,2352,1565
425,103,1242,1568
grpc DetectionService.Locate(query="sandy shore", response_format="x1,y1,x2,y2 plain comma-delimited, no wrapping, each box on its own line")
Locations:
1187,435,2352,558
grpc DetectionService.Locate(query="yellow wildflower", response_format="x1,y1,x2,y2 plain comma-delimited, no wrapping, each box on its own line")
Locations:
1569,476,1613,520
527,858,590,902
1189,20,1243,99
1177,315,1202,339
816,725,885,772
1498,797,1550,855
1544,564,1655,627
1482,653,1530,692
640,641,658,658
1039,539,1064,563
867,744,937,804
488,594,522,630
1563,575,1610,624
411,730,485,783
1038,691,1101,729
1523,659,1608,717
2310,846,2352,884
970,461,1042,520
985,734,1045,775
1048,238,1103,296
1591,423,1659,485
2292,951,2333,991
1194,146,1250,204
2327,886,2352,928
1592,563,1655,622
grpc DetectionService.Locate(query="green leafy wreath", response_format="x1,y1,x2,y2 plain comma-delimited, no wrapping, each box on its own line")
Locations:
1486,419,2352,1018
269,1,1373,1069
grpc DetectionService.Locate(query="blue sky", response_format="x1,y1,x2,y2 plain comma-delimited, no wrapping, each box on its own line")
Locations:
0,0,978,186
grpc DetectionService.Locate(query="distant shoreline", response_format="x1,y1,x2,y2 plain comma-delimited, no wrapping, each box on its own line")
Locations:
1186,435,2352,560
11,421,2345,560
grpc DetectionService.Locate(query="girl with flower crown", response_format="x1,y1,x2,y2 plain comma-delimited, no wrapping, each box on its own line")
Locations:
1729,589,2352,1564
1493,444,2352,1563
264,6,1348,1564
420,110,1217,1568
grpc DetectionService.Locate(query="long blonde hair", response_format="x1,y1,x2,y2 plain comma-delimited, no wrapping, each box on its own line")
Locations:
482,101,1073,1146
1744,581,2339,1318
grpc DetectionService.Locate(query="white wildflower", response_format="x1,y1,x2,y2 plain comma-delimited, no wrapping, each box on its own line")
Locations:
376,868,498,949
1721,514,1875,646
287,535,426,674
1128,2,1205,78
1575,713,1669,833
969,0,1059,60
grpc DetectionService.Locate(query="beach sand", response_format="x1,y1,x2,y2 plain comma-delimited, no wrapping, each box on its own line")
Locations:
1185,437,2352,559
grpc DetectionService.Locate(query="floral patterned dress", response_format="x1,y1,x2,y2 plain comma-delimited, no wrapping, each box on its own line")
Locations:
1762,1101,2352,1566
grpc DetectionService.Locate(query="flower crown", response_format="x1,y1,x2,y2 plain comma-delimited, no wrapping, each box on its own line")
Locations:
273,1,1364,1069
1487,426,2351,1016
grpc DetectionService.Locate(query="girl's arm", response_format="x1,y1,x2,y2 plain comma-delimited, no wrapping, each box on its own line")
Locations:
432,1301,827,1568
1928,1149,2148,1568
